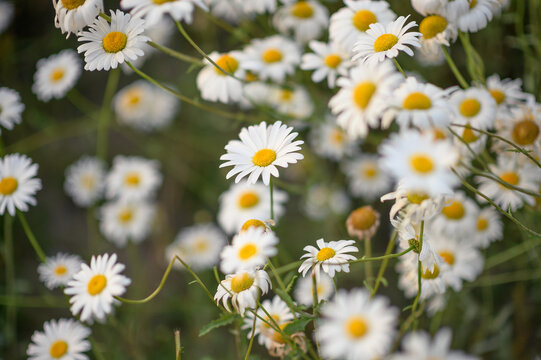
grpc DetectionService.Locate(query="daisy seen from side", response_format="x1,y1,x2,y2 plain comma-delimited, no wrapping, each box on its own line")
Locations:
215,269,271,315
53,0,104,37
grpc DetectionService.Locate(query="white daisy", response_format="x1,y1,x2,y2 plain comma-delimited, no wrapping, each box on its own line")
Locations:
299,238,358,279
32,50,82,102
77,10,150,71
121,0,207,27
486,74,533,115
303,184,351,220
214,269,271,315
418,12,458,53
429,191,479,238
196,51,244,104
310,117,358,161
53,0,104,37
344,154,393,201
415,41,446,66
329,60,403,139
0,154,42,216
220,226,279,274
38,253,83,290
317,288,398,360
395,220,442,273
300,41,351,89
99,199,156,247
495,103,541,153
381,185,448,224
64,156,106,208
457,0,497,33
220,121,304,185
352,16,421,65
239,81,272,110
27,318,91,360
329,0,396,53
204,0,247,24
268,85,314,120
273,0,329,44
294,272,334,306
65,253,131,323
237,0,277,15
411,0,447,16
472,206,503,248
0,87,24,133
450,87,497,130
105,155,162,201
0,1,14,34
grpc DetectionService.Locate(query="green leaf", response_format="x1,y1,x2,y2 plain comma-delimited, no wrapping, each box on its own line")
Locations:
283,316,313,335
198,313,237,337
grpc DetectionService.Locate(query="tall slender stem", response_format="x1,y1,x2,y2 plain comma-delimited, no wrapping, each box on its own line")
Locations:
97,68,120,160
269,178,275,221
441,46,469,89
244,306,258,360
371,231,397,296
364,238,373,286
4,214,16,353
410,221,425,323
393,58,407,78
17,212,47,263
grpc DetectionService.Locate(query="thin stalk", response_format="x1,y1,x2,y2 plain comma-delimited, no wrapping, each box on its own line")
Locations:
270,178,275,221
244,306,258,360
463,164,541,198
371,231,398,296
393,58,407,77
311,274,321,358
17,212,47,263
347,245,415,264
441,45,469,89
66,89,98,116
4,214,16,350
96,68,120,160
447,126,490,172
364,238,373,286
485,238,541,270
266,259,289,299
410,221,425,322
175,330,182,360
148,41,202,65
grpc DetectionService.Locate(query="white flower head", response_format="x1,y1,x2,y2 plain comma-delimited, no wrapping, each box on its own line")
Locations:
268,85,314,120
105,155,162,201
310,116,359,161
196,51,244,104
214,269,272,315
33,50,82,102
456,0,497,33
429,191,479,238
38,253,83,290
53,0,104,37
0,87,24,133
121,0,207,27
0,154,42,216
450,87,497,130
301,41,351,89
294,272,334,306
64,156,106,207
273,0,329,44
299,238,358,279
472,206,502,248
303,184,351,220
344,154,393,201
27,318,91,360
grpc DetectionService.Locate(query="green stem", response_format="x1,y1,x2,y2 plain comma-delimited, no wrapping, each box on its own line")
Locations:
311,273,319,308
485,238,541,270
347,245,415,264
175,330,182,360
244,306,258,360
447,126,490,172
270,178,275,221
410,221,424,322
266,259,289,299
371,231,397,296
66,89,98,116
441,45,469,89
147,41,202,65
96,68,120,160
4,214,16,350
463,164,541,198
17,212,47,263
392,58,407,78
364,238,373,286
90,336,106,360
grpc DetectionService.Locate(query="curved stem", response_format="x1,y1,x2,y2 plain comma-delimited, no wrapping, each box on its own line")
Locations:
410,221,425,329
96,68,120,160
393,58,407,78
371,230,398,296
17,212,47,263
441,45,469,89
347,245,415,264
244,306,258,360
148,41,202,65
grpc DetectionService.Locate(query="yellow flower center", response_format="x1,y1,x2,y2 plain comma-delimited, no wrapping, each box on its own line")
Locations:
362,164,378,178
316,247,336,261
102,31,128,53
512,119,539,146
469,0,477,9
489,89,505,104
241,219,266,232
118,209,133,223
291,1,314,18
476,217,488,231
409,154,434,174
500,172,519,187
421,264,440,279
61,0,85,10
459,98,481,118
0,177,18,195
238,243,258,260
124,173,140,186
87,274,107,296
81,175,95,189
352,9,377,32
54,265,68,276
238,191,260,209
215,54,239,75
353,81,377,109
49,340,68,358
462,125,479,143
441,200,465,220
245,72,258,82
324,54,342,69
153,0,177,4
194,238,208,253
406,191,429,204
373,34,398,52
432,128,447,140
345,316,369,338
262,315,281,329
271,323,290,344
350,206,377,231
262,48,283,63
280,89,293,101
403,92,432,110
330,129,345,144
419,15,448,39
252,149,277,167
439,250,455,265
230,272,254,293
50,68,65,82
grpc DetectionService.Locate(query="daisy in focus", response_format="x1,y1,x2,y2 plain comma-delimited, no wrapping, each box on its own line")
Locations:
196,51,244,104
53,0,104,37
65,253,131,323
299,238,358,279
220,121,304,185
0,87,24,133
214,269,271,315
0,154,42,216
64,156,106,208
77,10,149,71
273,0,329,44
27,318,91,360
105,155,162,201
38,253,83,290
121,0,207,27
32,50,82,102
343,154,393,201
301,41,351,89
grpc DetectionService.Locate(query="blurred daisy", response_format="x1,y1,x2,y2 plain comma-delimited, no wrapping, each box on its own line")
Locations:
429,191,478,237
65,253,131,323
395,220,442,273
294,272,334,306
411,0,447,16
472,206,502,248
0,1,14,34
268,85,314,120
27,318,91,360
486,74,532,115
241,35,301,83
329,60,403,139
329,0,396,53
310,117,358,161
165,223,226,271
301,41,351,88
0,154,42,216
240,81,271,110
344,154,393,200
352,16,421,65
220,121,304,185
215,269,271,315
450,87,497,130
99,199,156,247
121,0,207,26
205,0,246,24
381,185,448,224
77,10,149,71
418,12,457,52
38,253,83,290
299,238,358,279
456,0,496,33
64,156,106,208
32,50,82,102
346,206,380,240
105,155,162,201
496,104,541,152
220,226,278,274
0,87,24,133
238,0,277,15
53,0,103,37
317,288,398,360
196,51,244,104
218,181,287,234
303,184,350,220
273,0,329,44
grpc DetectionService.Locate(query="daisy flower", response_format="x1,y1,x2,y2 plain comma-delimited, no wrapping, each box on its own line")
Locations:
472,206,503,248
65,253,131,323
303,184,350,220
99,199,156,247
429,191,479,238
220,121,304,185
0,154,42,216
27,318,91,360
217,181,287,234
329,0,396,53
105,155,162,201
486,74,533,115
379,130,459,197
346,206,380,240
0,1,14,34
239,81,272,110
299,238,358,279
352,16,421,66
495,104,541,153
165,223,226,271
418,11,458,52
411,0,447,16
64,156,106,207
450,87,497,130
0,87,24,133
220,226,279,274
456,0,497,33
395,220,442,273
343,154,393,200
329,60,403,139
300,41,351,89
273,0,329,44
316,288,398,360
205,0,247,24
77,10,149,71
196,51,244,104
294,272,334,306
310,117,358,161
381,185,448,224
53,0,104,37
237,0,277,15
392,328,480,360
214,269,271,315
268,85,314,120
121,0,207,27
32,50,82,102
38,253,83,290
240,35,301,83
